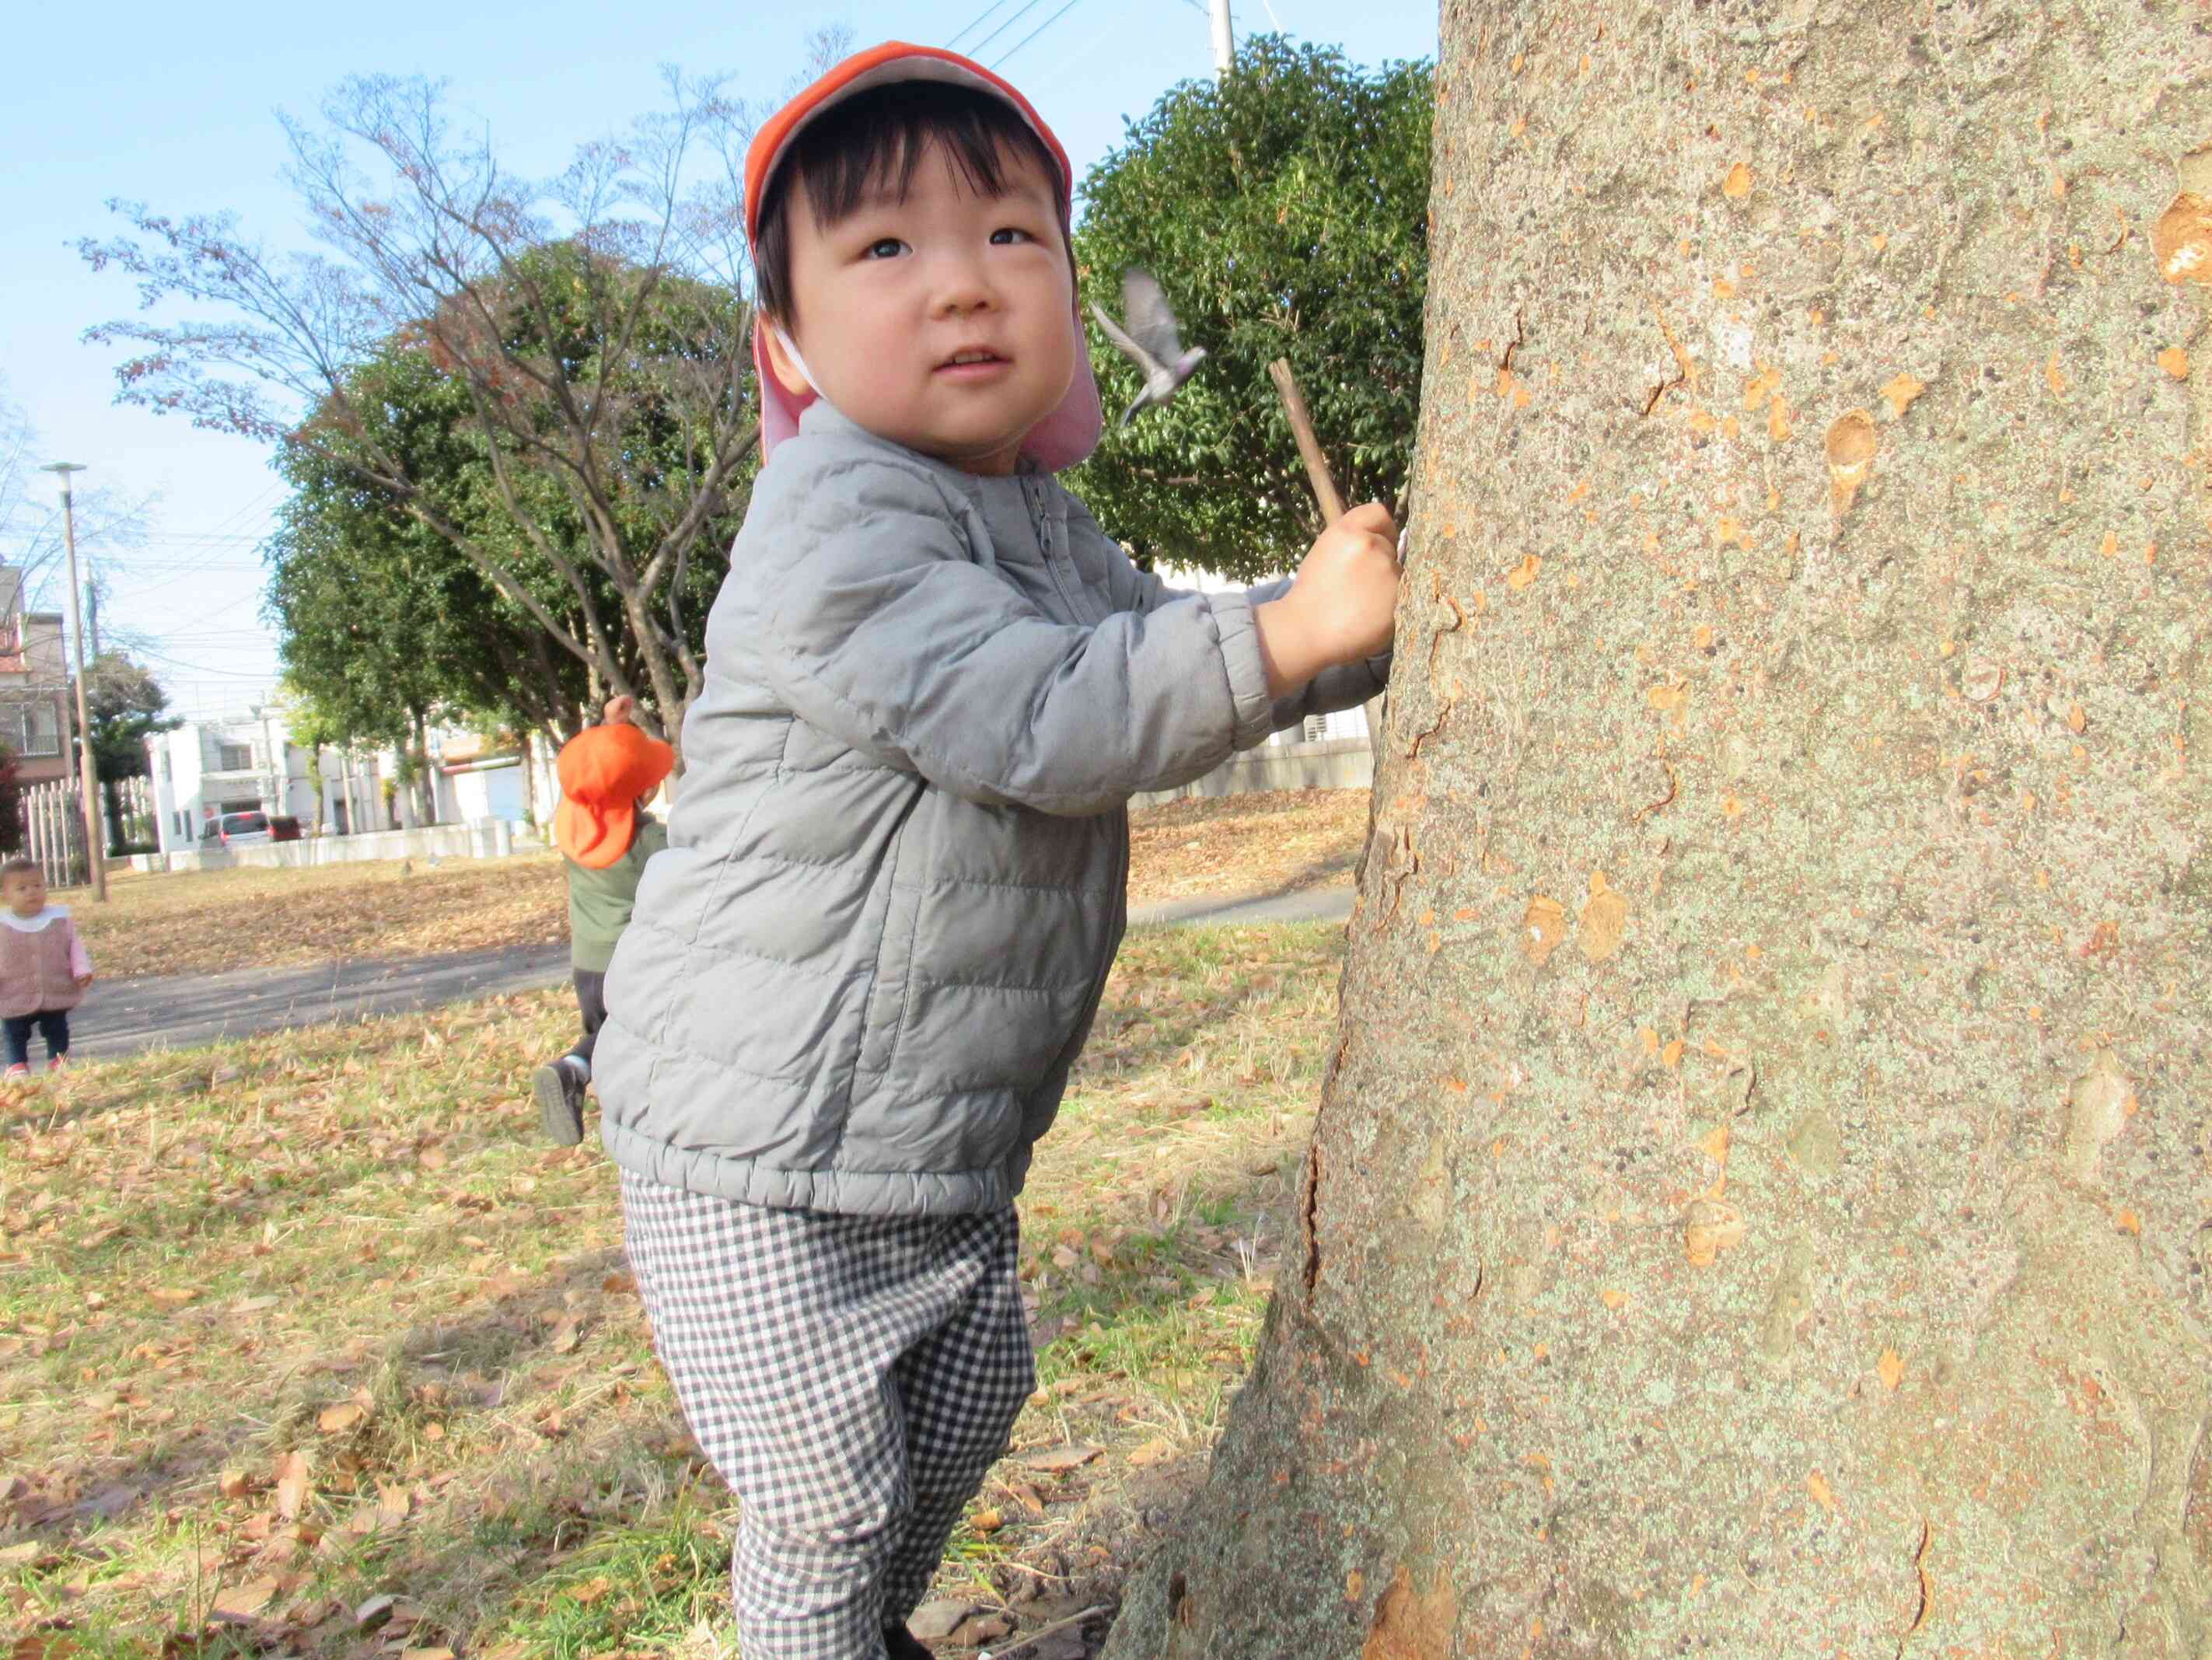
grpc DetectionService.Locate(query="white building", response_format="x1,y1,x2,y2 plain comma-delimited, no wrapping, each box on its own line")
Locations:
145,708,563,854
145,709,383,853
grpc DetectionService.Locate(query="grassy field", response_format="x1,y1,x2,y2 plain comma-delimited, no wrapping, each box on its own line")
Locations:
69,858,572,983
0,921,1344,1658
68,789,1366,983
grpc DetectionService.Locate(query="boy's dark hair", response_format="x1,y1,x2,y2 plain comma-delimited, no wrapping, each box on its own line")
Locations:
0,858,40,882
753,81,1068,326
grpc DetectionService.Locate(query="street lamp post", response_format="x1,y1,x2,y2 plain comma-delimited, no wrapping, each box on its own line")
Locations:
37,463,107,903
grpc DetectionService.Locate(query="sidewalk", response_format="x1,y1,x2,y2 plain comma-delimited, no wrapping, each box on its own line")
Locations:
73,883,1355,1061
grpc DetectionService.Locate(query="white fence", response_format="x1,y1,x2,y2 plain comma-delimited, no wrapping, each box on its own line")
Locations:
15,777,158,889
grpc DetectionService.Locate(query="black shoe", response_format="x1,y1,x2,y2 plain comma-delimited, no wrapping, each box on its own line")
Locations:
884,1624,935,1660
533,1061,586,1146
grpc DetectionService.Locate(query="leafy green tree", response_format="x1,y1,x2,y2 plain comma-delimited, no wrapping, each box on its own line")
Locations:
1071,37,1433,581
268,343,594,753
80,653,181,853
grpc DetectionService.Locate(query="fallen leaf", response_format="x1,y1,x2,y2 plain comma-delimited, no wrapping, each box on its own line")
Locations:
1020,1444,1103,1474
317,1402,367,1435
399,1650,456,1660
216,1469,252,1501
1505,554,1542,592
2067,703,2086,735
1807,1470,1839,1515
2116,1208,2142,1236
549,1318,582,1355
567,1575,613,1606
1879,372,1925,416
970,1508,1005,1533
1127,1437,1175,1467
2156,345,2189,379
908,1599,978,1642
1722,163,1752,198
212,1574,281,1617
1599,1288,1627,1311
1878,1349,1905,1390
274,1452,310,1520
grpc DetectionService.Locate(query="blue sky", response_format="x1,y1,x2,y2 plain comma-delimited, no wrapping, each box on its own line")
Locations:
0,0,1438,720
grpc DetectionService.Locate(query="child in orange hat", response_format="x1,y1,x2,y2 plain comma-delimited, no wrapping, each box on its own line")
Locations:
532,694,671,1146
594,40,1399,1660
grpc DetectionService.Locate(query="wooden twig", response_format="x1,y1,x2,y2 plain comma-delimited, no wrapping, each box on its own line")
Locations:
1267,358,1347,523
979,1602,1113,1660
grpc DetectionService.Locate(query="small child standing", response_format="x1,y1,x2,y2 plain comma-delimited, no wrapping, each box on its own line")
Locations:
533,695,671,1146
595,42,1400,1660
0,858,94,1078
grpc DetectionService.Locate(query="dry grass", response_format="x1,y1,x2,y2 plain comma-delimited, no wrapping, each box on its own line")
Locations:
0,922,1343,1658
59,788,1367,985
64,857,571,982
1124,788,1368,907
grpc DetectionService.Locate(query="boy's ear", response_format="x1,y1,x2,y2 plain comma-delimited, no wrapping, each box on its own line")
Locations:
761,323,815,397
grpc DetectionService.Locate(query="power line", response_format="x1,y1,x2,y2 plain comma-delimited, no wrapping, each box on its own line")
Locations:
947,0,1024,48
991,0,1086,68
966,0,1055,61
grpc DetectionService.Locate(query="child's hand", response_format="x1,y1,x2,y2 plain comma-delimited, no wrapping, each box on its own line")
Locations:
74,974,93,991
1253,501,1400,697
603,695,635,726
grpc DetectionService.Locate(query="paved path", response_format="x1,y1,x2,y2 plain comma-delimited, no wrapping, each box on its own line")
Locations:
75,884,1356,1061
79,942,574,1060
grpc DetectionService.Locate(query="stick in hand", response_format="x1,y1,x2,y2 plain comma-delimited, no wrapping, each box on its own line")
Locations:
1267,358,1347,524
1265,358,1392,744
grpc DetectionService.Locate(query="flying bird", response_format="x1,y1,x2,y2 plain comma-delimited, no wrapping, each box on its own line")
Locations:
1089,268,1207,426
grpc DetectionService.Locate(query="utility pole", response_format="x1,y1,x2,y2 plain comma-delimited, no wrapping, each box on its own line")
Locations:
1210,0,1233,73
38,463,107,903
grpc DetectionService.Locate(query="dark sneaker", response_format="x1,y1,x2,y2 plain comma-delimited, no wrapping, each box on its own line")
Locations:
533,1061,586,1146
883,1625,935,1660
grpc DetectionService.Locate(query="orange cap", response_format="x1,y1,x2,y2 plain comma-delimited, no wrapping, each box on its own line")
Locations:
744,42,1072,243
554,724,673,869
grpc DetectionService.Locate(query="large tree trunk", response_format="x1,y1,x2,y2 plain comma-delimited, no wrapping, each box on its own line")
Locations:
1106,3,2211,1655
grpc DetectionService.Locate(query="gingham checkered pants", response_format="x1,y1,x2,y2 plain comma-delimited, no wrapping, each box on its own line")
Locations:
620,1171,1036,1660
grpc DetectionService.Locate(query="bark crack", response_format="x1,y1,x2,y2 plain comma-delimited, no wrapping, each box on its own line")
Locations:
1895,1518,1934,1657
1301,1144,1324,1299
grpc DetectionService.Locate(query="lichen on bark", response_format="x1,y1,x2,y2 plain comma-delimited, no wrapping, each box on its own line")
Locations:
1104,2,2212,1655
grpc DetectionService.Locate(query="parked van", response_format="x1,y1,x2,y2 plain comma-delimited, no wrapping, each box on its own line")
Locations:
201,810,272,847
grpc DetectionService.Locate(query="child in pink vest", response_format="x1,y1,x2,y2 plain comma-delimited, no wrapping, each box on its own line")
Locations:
0,858,93,1077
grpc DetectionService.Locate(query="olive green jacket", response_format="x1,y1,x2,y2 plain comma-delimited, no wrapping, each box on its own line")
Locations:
566,816,667,973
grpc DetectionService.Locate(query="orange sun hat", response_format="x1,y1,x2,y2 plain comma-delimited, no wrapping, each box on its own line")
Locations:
554,724,674,869
743,40,1103,471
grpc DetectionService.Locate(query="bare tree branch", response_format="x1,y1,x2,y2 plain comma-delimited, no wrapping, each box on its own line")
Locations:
79,69,769,761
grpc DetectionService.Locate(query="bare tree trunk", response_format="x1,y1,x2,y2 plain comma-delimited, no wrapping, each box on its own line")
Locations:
1106,3,2212,1655
410,708,437,826
516,728,539,833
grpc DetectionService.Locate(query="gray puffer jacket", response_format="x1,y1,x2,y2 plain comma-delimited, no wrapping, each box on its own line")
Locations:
596,403,1387,1217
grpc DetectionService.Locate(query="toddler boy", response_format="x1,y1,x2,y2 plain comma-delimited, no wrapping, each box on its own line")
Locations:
596,42,1400,1658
